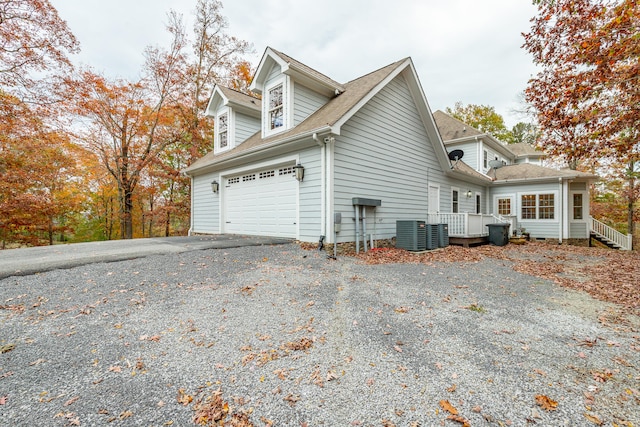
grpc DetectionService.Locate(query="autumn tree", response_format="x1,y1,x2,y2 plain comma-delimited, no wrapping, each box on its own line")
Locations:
0,92,85,247
0,0,78,98
144,1,252,236
523,0,639,238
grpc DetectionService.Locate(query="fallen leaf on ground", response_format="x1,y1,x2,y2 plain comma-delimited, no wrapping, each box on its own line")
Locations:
439,400,458,415
283,394,300,406
63,396,79,406
177,388,193,406
447,414,471,427
584,413,603,425
535,394,558,411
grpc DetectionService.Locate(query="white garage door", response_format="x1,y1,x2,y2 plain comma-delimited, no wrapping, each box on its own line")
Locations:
223,165,298,238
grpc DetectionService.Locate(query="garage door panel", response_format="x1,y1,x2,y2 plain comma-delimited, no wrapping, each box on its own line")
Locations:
223,166,297,238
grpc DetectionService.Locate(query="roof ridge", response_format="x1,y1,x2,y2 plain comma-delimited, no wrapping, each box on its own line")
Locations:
344,58,408,85
268,47,345,89
218,84,260,99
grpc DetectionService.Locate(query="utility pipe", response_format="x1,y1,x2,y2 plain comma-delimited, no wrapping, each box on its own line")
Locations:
313,133,326,239
354,204,360,254
362,206,368,252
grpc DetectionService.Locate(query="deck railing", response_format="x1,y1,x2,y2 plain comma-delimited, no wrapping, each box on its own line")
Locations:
427,213,505,237
590,217,633,250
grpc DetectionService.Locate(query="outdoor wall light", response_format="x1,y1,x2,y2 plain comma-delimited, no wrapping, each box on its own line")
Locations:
211,180,219,193
293,163,305,182
466,190,473,198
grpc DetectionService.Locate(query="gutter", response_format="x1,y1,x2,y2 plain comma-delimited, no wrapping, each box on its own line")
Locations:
492,175,596,184
183,125,333,176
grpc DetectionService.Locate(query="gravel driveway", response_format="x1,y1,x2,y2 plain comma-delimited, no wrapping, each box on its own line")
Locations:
1,244,638,426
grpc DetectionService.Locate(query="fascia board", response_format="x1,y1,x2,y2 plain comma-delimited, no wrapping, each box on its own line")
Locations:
249,47,288,94
204,86,227,117
184,125,333,176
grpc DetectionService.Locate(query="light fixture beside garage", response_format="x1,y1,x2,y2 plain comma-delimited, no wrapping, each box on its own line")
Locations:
293,163,305,182
211,180,219,193
466,190,473,198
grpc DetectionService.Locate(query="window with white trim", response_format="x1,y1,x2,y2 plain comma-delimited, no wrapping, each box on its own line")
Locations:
268,84,283,130
218,112,228,149
263,77,289,137
521,193,555,220
497,197,512,216
483,150,488,169
572,193,584,220
452,189,459,213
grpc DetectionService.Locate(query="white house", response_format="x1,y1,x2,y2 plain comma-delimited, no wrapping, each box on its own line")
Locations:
183,47,631,250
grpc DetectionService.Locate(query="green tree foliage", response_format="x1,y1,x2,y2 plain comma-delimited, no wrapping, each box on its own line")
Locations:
445,102,513,142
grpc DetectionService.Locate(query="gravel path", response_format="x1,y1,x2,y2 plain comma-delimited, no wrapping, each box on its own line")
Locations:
1,244,638,426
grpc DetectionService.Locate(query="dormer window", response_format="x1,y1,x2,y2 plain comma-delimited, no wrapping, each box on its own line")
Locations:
262,76,289,137
218,112,228,149
268,84,284,130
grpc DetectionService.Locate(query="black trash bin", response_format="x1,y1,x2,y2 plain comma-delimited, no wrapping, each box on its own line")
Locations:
486,223,510,246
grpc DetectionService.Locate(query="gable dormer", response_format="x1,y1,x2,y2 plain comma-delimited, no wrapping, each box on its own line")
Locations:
205,85,261,153
250,47,345,138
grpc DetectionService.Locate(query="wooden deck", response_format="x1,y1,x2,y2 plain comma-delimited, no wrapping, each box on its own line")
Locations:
448,236,489,248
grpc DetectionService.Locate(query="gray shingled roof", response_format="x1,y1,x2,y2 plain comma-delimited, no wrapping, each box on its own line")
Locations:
509,142,545,158
217,86,261,112
432,110,483,141
491,163,597,182
184,59,407,173
270,48,345,92
451,160,492,183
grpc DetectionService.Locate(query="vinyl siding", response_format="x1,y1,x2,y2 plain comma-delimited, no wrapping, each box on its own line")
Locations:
235,112,260,145
447,141,479,171
191,171,220,234
333,74,445,243
570,222,588,239
447,180,486,213
298,146,322,242
481,144,509,174
293,83,329,126
490,182,560,238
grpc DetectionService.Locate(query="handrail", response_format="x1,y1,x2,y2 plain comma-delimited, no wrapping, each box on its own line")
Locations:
590,217,632,250
427,213,495,237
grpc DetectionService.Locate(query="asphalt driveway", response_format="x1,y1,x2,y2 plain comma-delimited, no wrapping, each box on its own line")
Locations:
1,242,638,426
0,235,291,280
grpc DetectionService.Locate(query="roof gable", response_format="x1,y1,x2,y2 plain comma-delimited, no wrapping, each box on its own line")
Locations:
250,47,345,97
205,85,261,118
185,52,454,175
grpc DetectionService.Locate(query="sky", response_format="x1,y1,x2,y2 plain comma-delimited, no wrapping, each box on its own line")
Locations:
51,0,540,128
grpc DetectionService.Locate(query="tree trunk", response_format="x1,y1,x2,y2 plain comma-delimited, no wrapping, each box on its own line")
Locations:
48,217,53,245
627,160,636,238
122,189,134,239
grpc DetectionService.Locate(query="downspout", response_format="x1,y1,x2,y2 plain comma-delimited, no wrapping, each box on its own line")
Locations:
313,133,326,240
558,177,563,245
